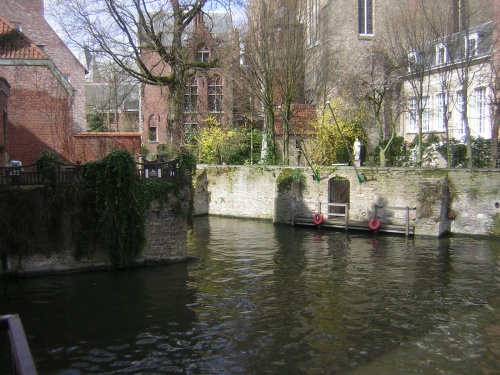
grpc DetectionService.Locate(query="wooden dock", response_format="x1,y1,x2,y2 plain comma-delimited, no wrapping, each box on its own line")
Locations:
290,216,415,236
291,203,416,236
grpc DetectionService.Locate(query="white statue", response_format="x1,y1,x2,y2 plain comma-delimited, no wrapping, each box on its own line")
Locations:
353,138,361,162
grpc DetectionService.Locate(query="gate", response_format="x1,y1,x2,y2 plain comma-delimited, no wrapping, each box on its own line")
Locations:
329,178,350,214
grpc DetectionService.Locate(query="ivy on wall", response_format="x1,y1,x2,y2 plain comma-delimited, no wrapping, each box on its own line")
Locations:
0,149,195,269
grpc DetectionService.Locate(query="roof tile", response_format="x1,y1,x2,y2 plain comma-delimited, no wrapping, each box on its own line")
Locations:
0,15,48,60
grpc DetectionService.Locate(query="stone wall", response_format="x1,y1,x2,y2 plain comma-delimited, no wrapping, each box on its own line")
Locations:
194,165,500,237
1,188,191,277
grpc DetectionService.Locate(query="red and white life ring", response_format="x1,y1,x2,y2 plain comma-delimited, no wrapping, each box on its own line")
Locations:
313,213,324,225
368,218,381,231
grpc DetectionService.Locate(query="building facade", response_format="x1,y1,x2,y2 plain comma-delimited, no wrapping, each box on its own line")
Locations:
302,0,497,147
0,15,76,164
1,0,87,132
141,12,237,157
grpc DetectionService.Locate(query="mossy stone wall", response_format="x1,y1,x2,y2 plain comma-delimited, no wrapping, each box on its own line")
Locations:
194,165,500,237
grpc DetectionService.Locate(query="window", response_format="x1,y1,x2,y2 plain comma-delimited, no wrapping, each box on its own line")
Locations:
465,33,478,58
408,98,417,133
436,43,447,65
436,93,446,132
422,96,430,132
184,76,198,113
456,91,465,135
196,45,210,63
307,0,320,45
475,87,487,135
148,115,158,142
208,75,223,113
358,0,373,35
408,52,418,73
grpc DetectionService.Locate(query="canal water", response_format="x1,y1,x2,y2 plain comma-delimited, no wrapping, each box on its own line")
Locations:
1,216,499,375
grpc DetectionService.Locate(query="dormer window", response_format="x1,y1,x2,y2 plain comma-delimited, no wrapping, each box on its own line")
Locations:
63,73,71,82
465,33,478,58
408,52,418,72
196,45,210,63
37,44,46,52
12,22,22,31
436,43,447,65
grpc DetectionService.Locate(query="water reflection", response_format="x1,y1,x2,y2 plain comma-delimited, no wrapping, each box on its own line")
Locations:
0,216,499,374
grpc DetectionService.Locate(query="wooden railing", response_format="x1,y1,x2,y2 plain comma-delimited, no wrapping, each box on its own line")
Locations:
0,159,179,186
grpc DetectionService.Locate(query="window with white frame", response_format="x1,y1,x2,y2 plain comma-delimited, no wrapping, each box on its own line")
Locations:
408,98,417,133
148,115,158,142
455,91,465,135
208,75,223,113
407,52,418,73
358,0,373,35
422,96,430,132
196,45,210,63
436,93,446,132
465,33,478,59
436,43,447,65
184,76,198,113
475,87,488,135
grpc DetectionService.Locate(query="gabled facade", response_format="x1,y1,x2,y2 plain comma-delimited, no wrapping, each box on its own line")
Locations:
1,0,142,164
1,0,87,132
0,15,76,164
141,12,237,156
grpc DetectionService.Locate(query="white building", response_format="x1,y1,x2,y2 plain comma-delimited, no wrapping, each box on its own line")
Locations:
401,21,494,141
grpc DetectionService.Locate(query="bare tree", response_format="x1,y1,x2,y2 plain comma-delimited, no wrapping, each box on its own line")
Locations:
49,0,241,143
236,0,307,165
238,0,279,163
385,3,436,166
361,44,403,167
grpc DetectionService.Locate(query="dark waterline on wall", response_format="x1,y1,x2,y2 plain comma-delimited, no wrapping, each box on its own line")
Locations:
1,216,499,374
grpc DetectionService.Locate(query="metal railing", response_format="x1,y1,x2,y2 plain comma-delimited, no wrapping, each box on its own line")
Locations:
135,159,178,181
373,204,417,236
0,314,37,375
318,201,350,230
0,159,179,186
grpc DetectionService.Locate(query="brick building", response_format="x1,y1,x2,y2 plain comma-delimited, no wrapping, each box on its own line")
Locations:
0,15,76,164
141,12,237,156
0,77,10,166
0,0,141,165
1,0,87,132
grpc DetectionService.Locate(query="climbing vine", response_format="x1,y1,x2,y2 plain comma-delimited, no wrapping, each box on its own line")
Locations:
277,169,306,195
0,149,195,270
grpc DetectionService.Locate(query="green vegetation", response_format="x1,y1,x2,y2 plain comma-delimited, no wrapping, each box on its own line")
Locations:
195,117,263,165
87,113,105,132
309,98,367,165
276,168,306,194
0,149,194,269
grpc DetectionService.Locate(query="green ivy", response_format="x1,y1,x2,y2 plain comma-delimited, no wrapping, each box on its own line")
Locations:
37,150,59,188
277,169,306,194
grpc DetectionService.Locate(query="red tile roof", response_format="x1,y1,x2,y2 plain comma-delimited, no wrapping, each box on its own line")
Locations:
274,104,317,135
0,15,48,60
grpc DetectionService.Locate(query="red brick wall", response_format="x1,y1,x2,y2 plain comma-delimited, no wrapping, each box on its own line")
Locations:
2,0,88,131
0,77,10,166
2,65,74,165
73,132,142,163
